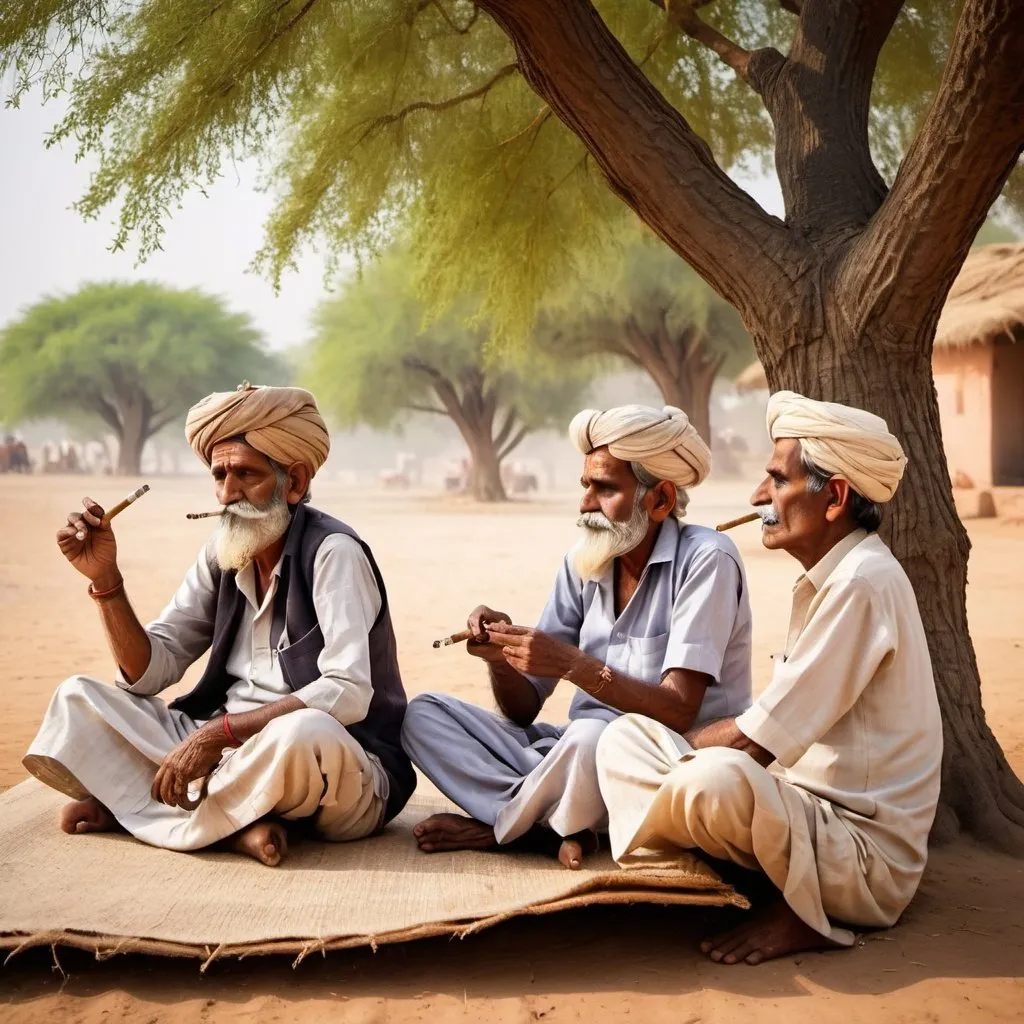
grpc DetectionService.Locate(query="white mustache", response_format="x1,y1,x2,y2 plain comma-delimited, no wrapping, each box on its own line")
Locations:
757,506,781,526
223,500,272,521
577,511,616,532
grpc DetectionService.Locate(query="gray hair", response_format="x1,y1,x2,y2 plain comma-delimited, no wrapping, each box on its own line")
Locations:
630,461,689,519
798,443,882,532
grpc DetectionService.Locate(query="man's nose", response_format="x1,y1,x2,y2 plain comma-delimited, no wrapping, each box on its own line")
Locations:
579,488,600,514
218,474,244,505
750,478,771,506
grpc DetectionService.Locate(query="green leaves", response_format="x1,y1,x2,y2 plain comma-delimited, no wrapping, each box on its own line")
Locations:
0,281,281,434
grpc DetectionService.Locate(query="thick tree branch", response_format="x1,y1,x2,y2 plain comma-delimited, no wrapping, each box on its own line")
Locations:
492,405,518,450
356,63,518,145
86,393,124,436
476,0,802,320
499,424,530,461
756,0,902,242
843,0,1024,331
668,3,754,84
406,402,450,416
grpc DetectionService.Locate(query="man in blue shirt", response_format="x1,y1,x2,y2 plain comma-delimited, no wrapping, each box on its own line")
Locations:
401,405,753,869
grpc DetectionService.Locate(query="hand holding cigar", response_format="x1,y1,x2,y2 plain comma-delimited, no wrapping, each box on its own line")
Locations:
57,486,150,590
432,629,476,649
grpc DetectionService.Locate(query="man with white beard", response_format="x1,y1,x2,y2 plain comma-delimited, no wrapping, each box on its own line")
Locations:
23,383,415,866
401,405,752,870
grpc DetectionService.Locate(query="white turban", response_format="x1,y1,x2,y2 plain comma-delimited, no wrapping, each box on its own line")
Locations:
767,391,907,503
569,405,711,488
185,383,330,477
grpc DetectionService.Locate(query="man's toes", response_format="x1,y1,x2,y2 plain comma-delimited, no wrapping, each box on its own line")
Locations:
744,949,766,965
707,931,750,962
558,839,584,870
721,938,759,965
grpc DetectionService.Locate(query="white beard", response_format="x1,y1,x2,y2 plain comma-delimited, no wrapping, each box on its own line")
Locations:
570,494,651,583
215,494,292,572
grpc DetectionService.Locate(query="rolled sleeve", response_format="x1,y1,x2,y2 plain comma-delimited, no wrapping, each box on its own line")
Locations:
116,541,218,695
305,534,382,725
661,545,742,683
736,577,895,767
524,556,585,705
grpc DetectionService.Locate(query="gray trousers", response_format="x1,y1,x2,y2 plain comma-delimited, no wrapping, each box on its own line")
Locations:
400,693,611,844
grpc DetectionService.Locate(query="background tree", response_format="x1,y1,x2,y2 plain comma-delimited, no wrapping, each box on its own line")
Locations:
0,282,280,474
307,257,592,502
3,2,1022,845
546,227,753,441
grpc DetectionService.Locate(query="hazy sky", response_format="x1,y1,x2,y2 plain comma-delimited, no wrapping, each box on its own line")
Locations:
1,87,784,352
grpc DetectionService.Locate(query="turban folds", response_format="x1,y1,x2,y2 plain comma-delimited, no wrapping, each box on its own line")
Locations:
767,390,907,503
569,405,711,488
185,383,330,476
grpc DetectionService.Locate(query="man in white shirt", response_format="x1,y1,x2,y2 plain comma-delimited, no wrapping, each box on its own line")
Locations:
597,391,942,964
24,384,415,865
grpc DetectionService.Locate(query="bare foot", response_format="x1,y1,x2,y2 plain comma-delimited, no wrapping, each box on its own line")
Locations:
557,829,599,870
700,900,837,965
60,797,121,835
230,821,289,866
412,813,497,853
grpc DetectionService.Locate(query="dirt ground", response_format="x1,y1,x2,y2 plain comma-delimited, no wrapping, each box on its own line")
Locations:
1,473,1021,1022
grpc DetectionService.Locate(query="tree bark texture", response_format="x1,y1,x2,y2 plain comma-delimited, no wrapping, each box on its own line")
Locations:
477,0,1024,848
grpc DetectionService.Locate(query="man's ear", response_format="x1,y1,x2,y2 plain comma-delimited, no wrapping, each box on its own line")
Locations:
824,477,852,523
648,481,677,523
284,462,311,505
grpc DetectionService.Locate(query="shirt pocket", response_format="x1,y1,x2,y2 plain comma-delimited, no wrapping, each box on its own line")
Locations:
625,632,670,683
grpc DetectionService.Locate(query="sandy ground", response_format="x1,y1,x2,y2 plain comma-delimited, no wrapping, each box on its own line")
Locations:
0,473,1022,1022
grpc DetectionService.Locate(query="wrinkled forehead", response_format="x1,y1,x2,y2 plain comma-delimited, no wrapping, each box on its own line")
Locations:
582,447,636,487
765,437,804,477
210,438,275,473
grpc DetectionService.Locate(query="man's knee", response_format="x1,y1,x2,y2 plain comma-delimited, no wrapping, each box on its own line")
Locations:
666,747,757,816
260,708,343,749
596,713,655,773
52,674,117,709
400,692,450,753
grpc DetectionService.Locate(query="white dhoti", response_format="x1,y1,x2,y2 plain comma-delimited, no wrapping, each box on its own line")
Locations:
23,676,385,850
598,714,914,946
401,693,609,844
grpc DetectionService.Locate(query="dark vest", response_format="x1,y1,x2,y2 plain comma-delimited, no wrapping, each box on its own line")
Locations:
170,503,416,823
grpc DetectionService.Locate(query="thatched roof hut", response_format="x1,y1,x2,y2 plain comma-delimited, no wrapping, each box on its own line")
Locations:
935,243,1024,348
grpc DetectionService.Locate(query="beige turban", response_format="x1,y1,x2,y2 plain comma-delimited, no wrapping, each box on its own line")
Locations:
185,383,330,476
569,405,711,488
767,390,907,503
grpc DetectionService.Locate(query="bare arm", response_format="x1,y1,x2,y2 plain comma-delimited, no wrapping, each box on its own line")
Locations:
684,716,774,768
57,497,152,682
487,623,710,735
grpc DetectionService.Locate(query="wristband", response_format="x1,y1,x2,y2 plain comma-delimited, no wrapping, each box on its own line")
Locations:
222,714,243,748
88,578,124,601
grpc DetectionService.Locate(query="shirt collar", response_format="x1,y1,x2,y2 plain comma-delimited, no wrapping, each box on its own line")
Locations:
648,517,681,566
234,553,285,610
802,528,868,592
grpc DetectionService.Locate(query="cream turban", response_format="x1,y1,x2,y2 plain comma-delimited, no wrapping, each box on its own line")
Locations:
767,391,907,503
569,405,711,488
185,383,330,476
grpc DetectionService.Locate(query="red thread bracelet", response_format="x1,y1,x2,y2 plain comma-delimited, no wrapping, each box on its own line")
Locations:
88,578,124,601
222,714,242,748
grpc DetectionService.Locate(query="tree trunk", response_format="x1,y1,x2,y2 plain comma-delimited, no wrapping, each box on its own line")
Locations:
466,433,508,502
114,403,150,475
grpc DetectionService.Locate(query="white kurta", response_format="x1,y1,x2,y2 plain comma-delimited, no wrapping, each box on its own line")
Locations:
24,533,388,849
597,530,943,945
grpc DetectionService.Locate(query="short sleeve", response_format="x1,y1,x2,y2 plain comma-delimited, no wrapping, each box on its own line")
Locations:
736,577,896,767
524,557,585,705
661,545,742,683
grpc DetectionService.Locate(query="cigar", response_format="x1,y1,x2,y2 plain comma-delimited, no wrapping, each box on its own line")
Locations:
186,510,225,520
76,484,150,539
431,628,476,649
716,511,761,532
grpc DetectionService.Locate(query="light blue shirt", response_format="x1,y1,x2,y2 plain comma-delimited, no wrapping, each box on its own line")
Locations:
528,518,753,724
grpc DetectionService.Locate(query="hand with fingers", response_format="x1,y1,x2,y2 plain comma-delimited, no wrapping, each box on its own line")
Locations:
485,622,577,679
465,604,513,662
56,497,121,591
151,724,227,810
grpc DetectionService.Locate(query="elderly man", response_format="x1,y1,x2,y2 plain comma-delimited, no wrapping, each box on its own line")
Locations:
597,391,942,964
401,405,752,870
23,383,414,866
